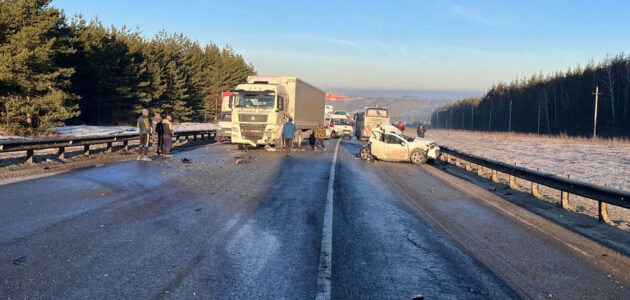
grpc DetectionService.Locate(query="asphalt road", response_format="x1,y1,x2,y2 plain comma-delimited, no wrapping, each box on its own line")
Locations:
1,139,628,299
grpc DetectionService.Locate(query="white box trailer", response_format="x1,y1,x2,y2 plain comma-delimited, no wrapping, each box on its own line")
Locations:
231,76,325,149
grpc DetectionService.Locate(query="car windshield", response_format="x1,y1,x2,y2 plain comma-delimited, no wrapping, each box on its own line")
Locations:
366,108,388,117
332,118,349,125
234,93,275,109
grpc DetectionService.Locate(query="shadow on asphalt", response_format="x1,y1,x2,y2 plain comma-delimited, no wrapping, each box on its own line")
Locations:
428,162,630,257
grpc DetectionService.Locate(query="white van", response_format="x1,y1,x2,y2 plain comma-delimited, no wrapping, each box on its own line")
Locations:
325,114,353,139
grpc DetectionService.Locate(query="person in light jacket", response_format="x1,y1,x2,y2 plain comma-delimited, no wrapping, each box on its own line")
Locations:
281,117,296,155
137,109,151,161
313,121,327,151
162,115,174,158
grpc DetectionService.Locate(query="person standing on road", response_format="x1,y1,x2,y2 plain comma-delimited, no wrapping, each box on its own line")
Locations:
397,122,405,133
313,121,327,152
151,112,163,155
417,123,427,138
137,109,151,161
162,115,174,158
281,117,296,155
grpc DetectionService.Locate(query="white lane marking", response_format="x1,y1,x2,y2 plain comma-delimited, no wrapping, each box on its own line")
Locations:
316,138,341,300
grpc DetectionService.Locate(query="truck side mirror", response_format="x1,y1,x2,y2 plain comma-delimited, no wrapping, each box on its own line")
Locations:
277,96,284,111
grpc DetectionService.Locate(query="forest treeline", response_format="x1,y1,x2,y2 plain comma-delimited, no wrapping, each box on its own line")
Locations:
0,0,255,135
431,53,630,138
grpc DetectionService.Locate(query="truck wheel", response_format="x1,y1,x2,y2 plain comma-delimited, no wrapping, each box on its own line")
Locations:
296,132,303,148
238,144,245,150
360,146,371,160
332,131,337,138
410,150,427,164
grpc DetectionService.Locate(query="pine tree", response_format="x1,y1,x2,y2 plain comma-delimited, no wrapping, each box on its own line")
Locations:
0,0,79,134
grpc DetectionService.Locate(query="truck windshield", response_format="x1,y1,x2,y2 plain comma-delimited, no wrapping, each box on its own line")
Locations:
234,93,275,109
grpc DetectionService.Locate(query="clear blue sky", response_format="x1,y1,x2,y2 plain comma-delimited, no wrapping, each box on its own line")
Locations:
53,0,630,94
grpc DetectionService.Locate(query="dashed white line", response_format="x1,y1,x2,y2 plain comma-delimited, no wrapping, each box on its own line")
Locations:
316,138,341,300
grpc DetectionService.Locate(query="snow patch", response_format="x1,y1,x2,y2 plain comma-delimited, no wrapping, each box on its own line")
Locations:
174,122,217,131
1,123,218,141
55,125,138,137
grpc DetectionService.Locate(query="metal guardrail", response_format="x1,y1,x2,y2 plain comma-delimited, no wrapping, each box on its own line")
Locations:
439,145,630,223
0,129,216,163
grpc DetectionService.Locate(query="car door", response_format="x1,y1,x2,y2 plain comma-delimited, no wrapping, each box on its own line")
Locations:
369,131,386,158
384,134,409,161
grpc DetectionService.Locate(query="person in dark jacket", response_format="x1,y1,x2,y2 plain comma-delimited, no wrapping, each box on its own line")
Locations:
151,112,163,155
137,109,151,161
162,115,174,158
417,123,427,138
281,117,296,155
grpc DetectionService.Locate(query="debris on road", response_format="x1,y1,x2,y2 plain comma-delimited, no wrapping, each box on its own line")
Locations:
195,208,202,211
234,157,247,164
181,158,192,164
12,256,26,265
467,285,489,295
407,172,415,177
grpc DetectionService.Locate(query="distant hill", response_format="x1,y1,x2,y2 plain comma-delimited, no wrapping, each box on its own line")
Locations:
326,98,451,123
323,89,483,100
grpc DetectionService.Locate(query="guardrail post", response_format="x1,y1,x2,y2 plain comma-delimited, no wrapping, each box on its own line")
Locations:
193,134,197,141
599,201,611,223
106,142,112,152
122,140,129,151
491,158,499,182
477,154,484,176
509,162,518,189
531,168,542,199
559,174,570,209
26,149,34,164
58,147,65,160
456,157,462,167
83,145,90,156
465,159,473,171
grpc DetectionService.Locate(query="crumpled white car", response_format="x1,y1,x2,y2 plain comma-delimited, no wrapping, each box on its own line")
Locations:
359,123,440,164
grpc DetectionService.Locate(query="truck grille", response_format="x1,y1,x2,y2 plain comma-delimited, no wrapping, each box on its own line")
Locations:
240,124,265,139
238,114,268,122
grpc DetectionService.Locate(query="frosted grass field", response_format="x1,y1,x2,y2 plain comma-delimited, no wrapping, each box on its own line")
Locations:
427,129,630,192
425,129,630,229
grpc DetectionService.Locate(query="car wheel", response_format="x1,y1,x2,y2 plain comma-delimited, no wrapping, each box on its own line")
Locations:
332,131,338,138
410,149,427,164
360,146,371,160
